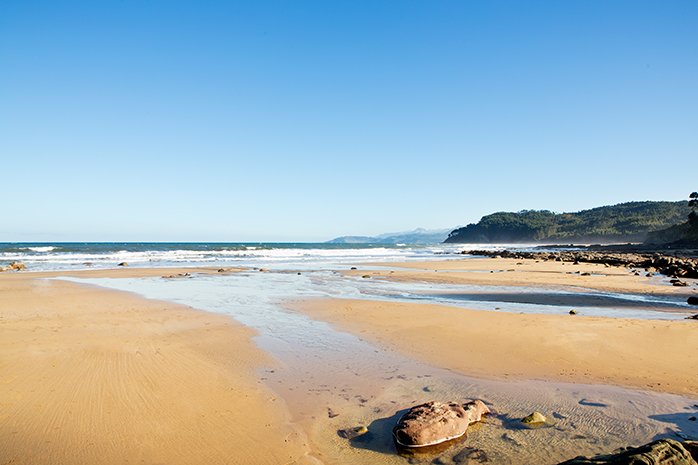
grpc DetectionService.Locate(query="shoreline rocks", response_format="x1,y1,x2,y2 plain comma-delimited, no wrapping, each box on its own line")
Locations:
1,262,27,272
463,250,698,280
557,438,698,464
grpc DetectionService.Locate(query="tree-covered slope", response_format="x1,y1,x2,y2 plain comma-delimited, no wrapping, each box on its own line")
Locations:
444,201,690,244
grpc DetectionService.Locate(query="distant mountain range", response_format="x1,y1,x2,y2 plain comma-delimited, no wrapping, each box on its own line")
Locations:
445,201,691,244
327,228,452,245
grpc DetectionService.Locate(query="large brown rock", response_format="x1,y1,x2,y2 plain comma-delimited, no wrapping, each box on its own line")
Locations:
558,439,698,465
392,400,490,447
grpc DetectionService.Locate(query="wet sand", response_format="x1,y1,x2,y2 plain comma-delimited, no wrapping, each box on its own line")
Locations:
295,298,698,396
0,272,316,465
353,257,698,296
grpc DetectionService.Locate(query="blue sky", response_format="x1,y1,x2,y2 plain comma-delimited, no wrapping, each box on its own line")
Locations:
1,1,696,241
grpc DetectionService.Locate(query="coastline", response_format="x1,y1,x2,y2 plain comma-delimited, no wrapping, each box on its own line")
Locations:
0,271,316,465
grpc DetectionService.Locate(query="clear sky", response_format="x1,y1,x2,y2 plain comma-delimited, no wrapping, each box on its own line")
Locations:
1,1,696,241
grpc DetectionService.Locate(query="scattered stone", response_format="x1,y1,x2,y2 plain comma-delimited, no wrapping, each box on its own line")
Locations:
362,275,371,279
556,439,698,464
350,267,357,270
569,310,578,315
117,262,128,267
521,411,547,426
338,425,368,439
673,280,689,287
688,297,698,306
297,272,301,275
393,400,490,448
687,314,698,320
581,272,592,276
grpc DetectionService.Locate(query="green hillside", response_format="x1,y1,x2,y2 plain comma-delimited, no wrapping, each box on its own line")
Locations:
444,201,690,244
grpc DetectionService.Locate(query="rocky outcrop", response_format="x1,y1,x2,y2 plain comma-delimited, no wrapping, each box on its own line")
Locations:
1,262,26,272
9,261,26,271
392,400,490,448
464,250,698,279
557,439,698,465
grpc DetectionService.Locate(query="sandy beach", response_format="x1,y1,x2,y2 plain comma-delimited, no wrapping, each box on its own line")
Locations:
2,257,697,465
0,271,316,465
294,298,698,396
352,256,698,295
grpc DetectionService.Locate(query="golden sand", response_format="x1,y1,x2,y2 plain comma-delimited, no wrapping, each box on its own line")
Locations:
0,272,316,465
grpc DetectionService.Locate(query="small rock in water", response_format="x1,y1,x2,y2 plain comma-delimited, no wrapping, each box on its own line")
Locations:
117,262,128,267
361,275,371,279
521,411,547,426
687,314,698,320
581,272,592,276
673,280,689,287
338,425,368,439
687,296,698,306
569,309,578,315
688,416,696,421
350,267,357,270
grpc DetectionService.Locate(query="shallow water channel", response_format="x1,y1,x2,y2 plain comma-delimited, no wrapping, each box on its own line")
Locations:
62,269,698,464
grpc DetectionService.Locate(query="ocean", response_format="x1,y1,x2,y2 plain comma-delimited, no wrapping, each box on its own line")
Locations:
0,242,489,272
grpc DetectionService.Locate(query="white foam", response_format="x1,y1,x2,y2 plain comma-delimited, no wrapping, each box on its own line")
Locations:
20,246,57,253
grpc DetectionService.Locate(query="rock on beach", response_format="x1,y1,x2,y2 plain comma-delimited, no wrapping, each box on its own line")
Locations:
392,400,490,448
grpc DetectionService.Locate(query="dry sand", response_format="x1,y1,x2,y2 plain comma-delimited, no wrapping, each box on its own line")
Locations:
352,257,698,295
295,298,698,396
0,272,317,465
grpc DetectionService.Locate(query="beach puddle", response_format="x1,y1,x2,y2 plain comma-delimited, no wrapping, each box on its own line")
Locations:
60,271,698,464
